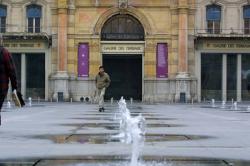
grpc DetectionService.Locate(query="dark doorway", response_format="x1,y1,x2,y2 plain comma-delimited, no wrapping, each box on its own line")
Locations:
26,53,45,99
227,54,237,101
12,53,22,92
103,54,142,100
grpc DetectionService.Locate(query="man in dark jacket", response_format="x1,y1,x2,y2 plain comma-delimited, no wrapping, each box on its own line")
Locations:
95,66,111,112
0,35,17,125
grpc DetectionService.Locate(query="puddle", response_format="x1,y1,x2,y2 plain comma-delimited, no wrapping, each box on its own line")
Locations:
201,106,249,112
145,117,175,121
32,133,210,144
79,113,157,118
1,156,249,166
72,117,175,121
72,117,114,121
62,123,182,130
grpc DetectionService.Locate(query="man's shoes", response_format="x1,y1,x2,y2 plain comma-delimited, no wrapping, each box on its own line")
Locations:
98,107,105,112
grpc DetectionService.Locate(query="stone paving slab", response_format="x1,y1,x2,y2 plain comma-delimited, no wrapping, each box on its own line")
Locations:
0,102,250,164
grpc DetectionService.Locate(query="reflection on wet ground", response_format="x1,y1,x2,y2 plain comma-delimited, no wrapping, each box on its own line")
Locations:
32,133,211,144
200,105,250,112
1,156,249,166
71,117,175,121
80,113,160,117
61,123,183,130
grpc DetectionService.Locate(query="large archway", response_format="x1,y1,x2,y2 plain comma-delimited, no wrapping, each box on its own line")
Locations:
101,14,145,41
101,14,145,100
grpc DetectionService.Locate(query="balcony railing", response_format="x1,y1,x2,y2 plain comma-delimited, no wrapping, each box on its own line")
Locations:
195,28,250,38
0,24,54,35
0,25,52,47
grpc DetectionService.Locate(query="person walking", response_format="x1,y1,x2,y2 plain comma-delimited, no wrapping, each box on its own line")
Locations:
0,35,18,125
95,66,111,112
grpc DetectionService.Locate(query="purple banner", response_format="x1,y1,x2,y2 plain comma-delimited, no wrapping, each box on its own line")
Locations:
78,43,89,77
157,43,168,78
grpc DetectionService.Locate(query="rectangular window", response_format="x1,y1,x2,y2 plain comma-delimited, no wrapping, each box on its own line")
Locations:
207,20,220,34
28,17,41,33
201,53,222,100
156,43,168,78
0,17,6,33
244,19,250,34
26,53,45,99
227,54,237,101
214,21,221,34
35,17,40,33
12,53,22,91
28,18,33,33
207,21,213,34
242,54,250,100
78,43,89,77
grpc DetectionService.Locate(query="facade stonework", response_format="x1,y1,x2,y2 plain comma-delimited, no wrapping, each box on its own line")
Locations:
1,0,55,100
195,0,250,102
48,0,196,102
2,0,197,102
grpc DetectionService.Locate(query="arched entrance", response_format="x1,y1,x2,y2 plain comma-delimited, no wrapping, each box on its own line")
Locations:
101,14,145,100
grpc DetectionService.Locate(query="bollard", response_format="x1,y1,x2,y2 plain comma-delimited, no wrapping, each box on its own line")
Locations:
38,97,40,103
191,98,194,105
57,96,59,103
221,101,226,109
28,97,32,107
247,106,250,111
70,98,73,103
50,98,53,103
7,101,11,109
211,99,215,107
130,98,133,105
111,97,114,105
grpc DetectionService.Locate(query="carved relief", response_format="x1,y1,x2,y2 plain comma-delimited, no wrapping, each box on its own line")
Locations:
118,0,128,8
68,0,75,9
90,40,100,50
146,40,155,52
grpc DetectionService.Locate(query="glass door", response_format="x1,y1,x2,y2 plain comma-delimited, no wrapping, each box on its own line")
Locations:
201,53,222,100
26,53,45,99
227,54,237,101
12,53,22,92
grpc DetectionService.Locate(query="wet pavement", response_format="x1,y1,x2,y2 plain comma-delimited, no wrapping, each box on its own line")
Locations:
31,133,211,144
0,102,250,165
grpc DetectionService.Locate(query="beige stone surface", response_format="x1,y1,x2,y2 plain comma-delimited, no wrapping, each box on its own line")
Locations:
54,0,195,78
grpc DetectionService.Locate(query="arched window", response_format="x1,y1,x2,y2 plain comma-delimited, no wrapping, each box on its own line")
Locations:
243,5,250,34
206,4,221,34
101,14,144,41
27,4,42,33
0,5,7,33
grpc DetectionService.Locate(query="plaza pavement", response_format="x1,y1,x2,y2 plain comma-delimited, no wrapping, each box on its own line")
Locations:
0,101,250,164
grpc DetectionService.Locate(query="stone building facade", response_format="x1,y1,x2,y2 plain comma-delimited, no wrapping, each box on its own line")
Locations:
195,0,250,102
2,0,197,102
49,0,197,102
0,0,54,100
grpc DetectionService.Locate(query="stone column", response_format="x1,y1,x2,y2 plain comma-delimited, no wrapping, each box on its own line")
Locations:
51,0,70,101
237,54,242,102
175,0,191,102
222,54,227,102
177,7,188,77
58,0,68,72
21,53,26,99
